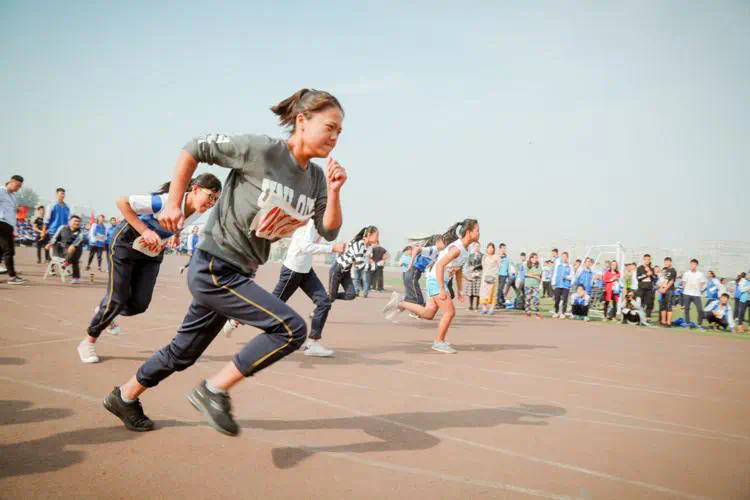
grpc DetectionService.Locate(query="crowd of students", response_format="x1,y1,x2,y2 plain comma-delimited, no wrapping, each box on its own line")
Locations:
396,243,749,333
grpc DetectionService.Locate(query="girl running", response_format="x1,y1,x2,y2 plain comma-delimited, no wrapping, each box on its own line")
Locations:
79,174,222,363
403,235,446,307
329,226,379,301
382,219,480,354
104,89,347,435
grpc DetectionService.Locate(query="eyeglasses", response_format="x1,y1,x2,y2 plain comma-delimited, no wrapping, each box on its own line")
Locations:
201,188,220,205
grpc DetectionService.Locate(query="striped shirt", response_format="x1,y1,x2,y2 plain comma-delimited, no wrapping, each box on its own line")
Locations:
336,239,367,271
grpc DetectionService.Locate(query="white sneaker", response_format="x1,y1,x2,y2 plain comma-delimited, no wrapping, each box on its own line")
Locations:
223,319,240,338
583,317,590,322
409,313,420,320
551,312,559,318
431,341,457,354
0,265,7,274
7,276,26,285
304,341,334,357
382,292,404,320
71,278,81,285
107,321,121,335
77,340,99,363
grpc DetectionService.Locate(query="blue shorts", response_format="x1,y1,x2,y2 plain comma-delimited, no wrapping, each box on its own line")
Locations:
426,276,440,297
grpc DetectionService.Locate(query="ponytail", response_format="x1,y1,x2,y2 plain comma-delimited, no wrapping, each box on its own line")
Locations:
439,218,478,245
271,88,344,134
152,173,222,195
352,225,377,244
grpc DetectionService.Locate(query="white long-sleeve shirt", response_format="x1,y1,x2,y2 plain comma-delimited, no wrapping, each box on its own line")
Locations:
283,219,335,273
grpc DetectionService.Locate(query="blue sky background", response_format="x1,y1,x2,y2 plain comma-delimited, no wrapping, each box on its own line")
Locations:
3,1,749,256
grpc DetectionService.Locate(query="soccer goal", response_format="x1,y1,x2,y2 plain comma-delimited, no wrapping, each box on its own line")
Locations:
573,242,628,318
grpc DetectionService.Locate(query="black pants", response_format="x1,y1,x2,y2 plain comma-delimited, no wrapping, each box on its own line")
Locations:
542,281,552,298
515,284,525,308
637,287,655,317
622,311,641,324
328,262,356,302
272,265,331,340
554,288,570,314
87,246,104,269
37,235,51,263
87,227,161,337
602,296,618,319
571,304,589,317
372,267,385,291
0,222,17,277
496,276,507,306
136,250,306,387
403,268,425,306
447,278,455,299
53,243,83,279
683,295,704,325
706,314,729,329
736,301,749,326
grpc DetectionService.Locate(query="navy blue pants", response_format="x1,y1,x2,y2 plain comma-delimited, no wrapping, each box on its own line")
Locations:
87,224,161,337
136,250,306,388
328,262,356,302
272,265,331,340
403,268,425,305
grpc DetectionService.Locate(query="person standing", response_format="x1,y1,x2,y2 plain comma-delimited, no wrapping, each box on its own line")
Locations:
541,260,553,298
602,260,621,321
0,175,26,284
552,251,573,318
464,243,482,310
659,257,678,327
523,253,542,319
495,243,509,308
33,205,51,264
636,254,656,319
682,259,706,328
479,242,499,314
515,252,527,309
86,214,107,272
370,245,388,292
45,188,70,242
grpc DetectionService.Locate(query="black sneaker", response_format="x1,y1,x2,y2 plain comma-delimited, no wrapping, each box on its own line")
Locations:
186,380,240,436
103,386,154,432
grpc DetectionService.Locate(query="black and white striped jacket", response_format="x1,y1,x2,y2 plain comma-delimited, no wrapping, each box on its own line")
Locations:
336,240,366,271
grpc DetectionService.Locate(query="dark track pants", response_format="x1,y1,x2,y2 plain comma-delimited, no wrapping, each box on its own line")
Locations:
328,262,357,302
273,265,331,340
87,226,160,337
136,250,306,387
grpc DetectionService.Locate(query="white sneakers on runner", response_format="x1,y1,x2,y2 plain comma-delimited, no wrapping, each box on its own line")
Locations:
304,341,334,357
382,292,404,320
223,319,240,338
77,340,99,363
431,341,457,354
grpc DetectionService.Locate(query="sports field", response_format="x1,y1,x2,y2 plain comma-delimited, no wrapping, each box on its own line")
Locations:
2,247,749,499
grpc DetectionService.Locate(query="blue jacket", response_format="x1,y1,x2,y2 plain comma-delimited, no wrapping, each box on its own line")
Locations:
554,262,573,289
498,255,509,277
89,223,106,248
45,202,70,237
106,224,119,245
518,261,526,282
575,269,594,294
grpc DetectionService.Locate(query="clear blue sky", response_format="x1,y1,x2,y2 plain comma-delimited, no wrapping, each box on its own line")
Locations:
3,1,749,256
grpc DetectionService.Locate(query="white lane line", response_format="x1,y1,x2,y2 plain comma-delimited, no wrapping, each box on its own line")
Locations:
254,381,710,500
0,375,581,500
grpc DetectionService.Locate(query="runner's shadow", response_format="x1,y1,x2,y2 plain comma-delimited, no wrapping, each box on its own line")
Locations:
0,425,142,478
239,404,566,469
0,400,73,426
0,357,26,365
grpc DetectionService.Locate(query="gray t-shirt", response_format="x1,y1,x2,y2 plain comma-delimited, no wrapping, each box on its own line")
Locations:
183,133,338,274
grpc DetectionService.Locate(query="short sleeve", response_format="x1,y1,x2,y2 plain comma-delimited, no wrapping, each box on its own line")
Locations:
128,194,167,216
183,134,254,170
